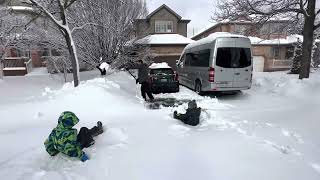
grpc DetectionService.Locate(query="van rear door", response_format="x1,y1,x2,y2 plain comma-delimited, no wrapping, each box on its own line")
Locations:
233,39,252,88
214,39,235,88
233,48,252,88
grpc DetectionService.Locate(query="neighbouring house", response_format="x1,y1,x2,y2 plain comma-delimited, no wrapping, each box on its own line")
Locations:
0,2,65,76
192,19,296,72
133,4,193,69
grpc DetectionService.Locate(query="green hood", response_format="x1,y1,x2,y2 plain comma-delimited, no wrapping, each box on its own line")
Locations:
57,111,79,129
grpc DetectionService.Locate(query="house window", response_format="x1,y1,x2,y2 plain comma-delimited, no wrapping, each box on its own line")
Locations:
272,47,280,59
10,48,30,58
155,21,173,33
234,25,248,35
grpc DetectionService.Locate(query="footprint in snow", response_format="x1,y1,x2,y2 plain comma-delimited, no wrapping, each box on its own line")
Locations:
262,140,302,156
95,128,128,147
281,129,304,144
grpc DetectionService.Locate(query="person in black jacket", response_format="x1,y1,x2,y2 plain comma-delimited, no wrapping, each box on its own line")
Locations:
126,60,154,101
174,100,201,126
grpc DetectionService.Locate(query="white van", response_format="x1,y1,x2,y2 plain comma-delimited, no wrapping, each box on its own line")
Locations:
177,32,252,94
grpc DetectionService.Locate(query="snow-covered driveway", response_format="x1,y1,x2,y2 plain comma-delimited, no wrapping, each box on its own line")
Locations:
0,70,319,180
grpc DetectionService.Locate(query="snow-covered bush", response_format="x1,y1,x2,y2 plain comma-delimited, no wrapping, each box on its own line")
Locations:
312,41,320,68
290,38,302,74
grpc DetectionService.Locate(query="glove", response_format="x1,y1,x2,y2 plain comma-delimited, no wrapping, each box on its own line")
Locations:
173,111,178,118
80,153,89,162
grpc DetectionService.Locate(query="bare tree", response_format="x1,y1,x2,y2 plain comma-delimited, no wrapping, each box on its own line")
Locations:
215,0,320,79
21,0,81,87
67,0,149,69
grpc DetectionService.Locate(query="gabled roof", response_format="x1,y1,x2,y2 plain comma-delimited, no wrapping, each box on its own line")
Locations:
147,4,182,20
192,19,291,40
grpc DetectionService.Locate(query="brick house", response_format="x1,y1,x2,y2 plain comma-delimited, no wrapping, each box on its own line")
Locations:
192,20,296,72
134,4,193,69
0,1,61,76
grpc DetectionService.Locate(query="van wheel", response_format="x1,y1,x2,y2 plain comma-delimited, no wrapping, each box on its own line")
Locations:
195,81,203,95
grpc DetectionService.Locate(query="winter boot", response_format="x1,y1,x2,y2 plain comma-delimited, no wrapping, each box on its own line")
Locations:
90,121,104,137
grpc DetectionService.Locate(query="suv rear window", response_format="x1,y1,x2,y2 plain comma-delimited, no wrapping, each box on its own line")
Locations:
150,68,174,75
216,48,251,68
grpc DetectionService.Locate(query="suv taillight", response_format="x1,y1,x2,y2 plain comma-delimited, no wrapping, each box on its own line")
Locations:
209,67,215,82
174,71,179,81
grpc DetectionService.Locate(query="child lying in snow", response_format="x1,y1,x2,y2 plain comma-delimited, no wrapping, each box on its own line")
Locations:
174,100,201,126
44,111,104,162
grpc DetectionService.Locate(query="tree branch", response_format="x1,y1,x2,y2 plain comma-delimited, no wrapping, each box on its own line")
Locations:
299,0,309,17
71,23,103,34
314,23,320,30
65,0,78,9
29,0,65,30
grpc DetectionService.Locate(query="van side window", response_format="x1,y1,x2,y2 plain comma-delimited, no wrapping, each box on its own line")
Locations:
187,49,210,67
185,53,192,66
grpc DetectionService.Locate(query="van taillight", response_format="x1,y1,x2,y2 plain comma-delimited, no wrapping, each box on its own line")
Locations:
209,67,215,82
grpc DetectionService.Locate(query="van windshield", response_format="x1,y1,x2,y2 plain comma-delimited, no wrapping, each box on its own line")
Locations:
216,48,251,68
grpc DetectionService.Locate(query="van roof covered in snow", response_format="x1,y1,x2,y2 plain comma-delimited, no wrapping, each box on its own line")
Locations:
186,32,248,50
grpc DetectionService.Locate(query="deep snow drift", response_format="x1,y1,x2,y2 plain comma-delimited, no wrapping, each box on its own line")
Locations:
0,70,320,180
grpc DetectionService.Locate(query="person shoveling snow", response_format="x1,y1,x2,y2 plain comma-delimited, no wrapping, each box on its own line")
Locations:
126,60,154,102
96,62,110,76
174,100,201,126
44,111,104,162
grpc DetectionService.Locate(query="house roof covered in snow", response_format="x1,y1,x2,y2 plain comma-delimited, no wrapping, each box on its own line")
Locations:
191,18,290,40
144,4,190,23
134,34,194,45
147,4,182,19
249,35,303,46
187,32,248,49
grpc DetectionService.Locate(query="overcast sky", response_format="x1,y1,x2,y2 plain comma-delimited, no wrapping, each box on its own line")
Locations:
147,0,320,37
146,0,216,37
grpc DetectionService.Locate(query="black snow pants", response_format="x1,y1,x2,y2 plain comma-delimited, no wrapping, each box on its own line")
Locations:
77,126,102,149
141,82,154,101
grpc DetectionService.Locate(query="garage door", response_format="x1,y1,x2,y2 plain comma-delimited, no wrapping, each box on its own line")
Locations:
253,56,265,72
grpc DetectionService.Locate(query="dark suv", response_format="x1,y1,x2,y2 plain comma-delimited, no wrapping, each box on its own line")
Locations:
149,66,179,94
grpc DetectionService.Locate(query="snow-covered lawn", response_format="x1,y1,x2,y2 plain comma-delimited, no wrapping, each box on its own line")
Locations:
0,70,320,180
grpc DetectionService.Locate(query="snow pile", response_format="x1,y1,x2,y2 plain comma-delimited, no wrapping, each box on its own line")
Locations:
135,34,194,45
149,62,172,69
1,70,320,180
9,6,34,12
25,68,49,76
252,71,320,99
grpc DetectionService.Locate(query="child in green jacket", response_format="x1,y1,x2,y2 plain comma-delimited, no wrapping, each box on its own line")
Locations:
44,111,103,162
